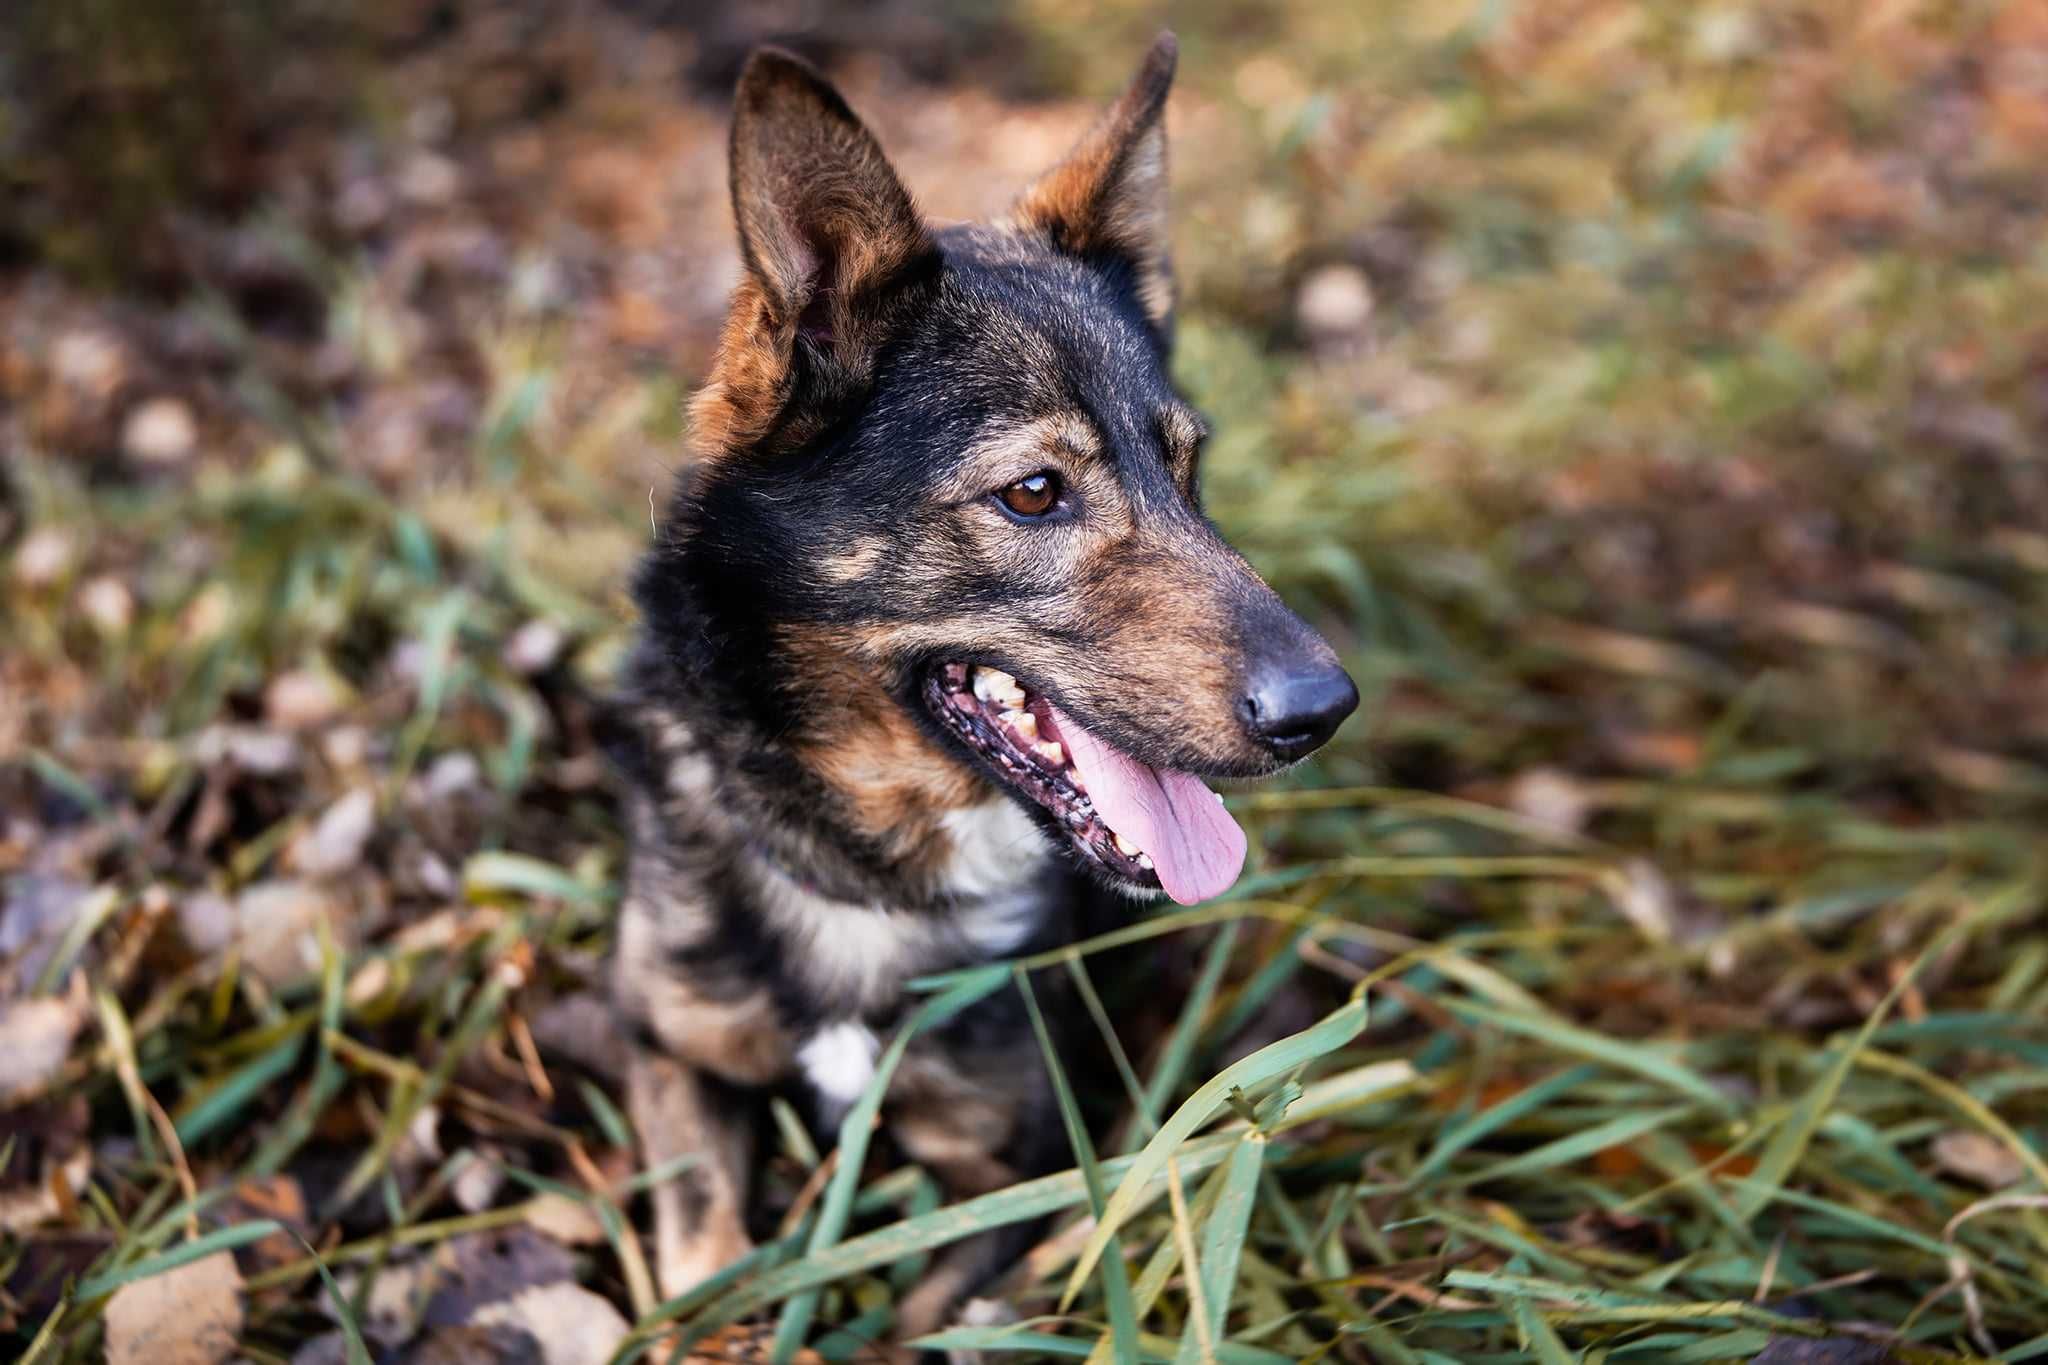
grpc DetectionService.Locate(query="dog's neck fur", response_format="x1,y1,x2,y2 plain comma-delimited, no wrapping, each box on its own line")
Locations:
618,532,1062,920
611,629,1077,1031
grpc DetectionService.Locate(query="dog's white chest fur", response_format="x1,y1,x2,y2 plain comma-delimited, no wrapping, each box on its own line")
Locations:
938,798,1049,903
798,1020,882,1112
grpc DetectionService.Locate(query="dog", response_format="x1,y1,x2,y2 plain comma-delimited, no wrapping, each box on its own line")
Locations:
607,31,1358,1336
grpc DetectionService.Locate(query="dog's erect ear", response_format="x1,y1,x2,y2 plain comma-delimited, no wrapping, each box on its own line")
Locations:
1012,32,1177,334
729,48,934,356
692,49,937,459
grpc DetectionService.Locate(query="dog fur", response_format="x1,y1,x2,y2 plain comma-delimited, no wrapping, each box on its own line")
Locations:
607,32,1353,1336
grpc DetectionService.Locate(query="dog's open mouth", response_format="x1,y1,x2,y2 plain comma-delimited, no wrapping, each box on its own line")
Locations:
923,662,1247,904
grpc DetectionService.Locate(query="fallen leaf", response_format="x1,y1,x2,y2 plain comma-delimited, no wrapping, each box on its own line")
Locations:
214,1175,312,1269
452,1148,507,1213
1505,766,1591,836
504,620,566,675
418,1226,575,1329
522,1191,608,1246
104,1249,244,1365
0,995,85,1101
472,1281,628,1365
289,787,378,877
1931,1130,2024,1190
678,1323,823,1364
232,880,348,986
1611,859,1678,944
266,669,348,730
0,872,94,989
406,1323,546,1364
121,396,198,466
11,528,74,587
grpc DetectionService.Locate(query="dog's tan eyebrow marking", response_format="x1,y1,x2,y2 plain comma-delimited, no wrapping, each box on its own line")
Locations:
942,412,1103,502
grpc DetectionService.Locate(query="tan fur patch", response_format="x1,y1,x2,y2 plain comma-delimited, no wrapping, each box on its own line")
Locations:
628,1050,756,1298
688,279,794,459
615,899,793,1084
816,535,887,584
776,623,990,886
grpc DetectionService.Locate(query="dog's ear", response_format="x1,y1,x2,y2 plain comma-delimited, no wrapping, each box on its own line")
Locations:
730,48,933,350
698,49,936,457
1012,32,1177,335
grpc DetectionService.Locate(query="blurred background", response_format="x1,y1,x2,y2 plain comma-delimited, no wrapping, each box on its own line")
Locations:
4,1,2048,1360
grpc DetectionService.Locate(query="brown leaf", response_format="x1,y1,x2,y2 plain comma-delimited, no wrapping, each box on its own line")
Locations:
104,1249,244,1365
521,1191,608,1246
265,668,348,730
231,880,350,987
678,1323,824,1364
1931,1130,2024,1190
288,787,379,878
471,1281,629,1365
0,995,85,1102
403,1324,546,1365
213,1175,312,1269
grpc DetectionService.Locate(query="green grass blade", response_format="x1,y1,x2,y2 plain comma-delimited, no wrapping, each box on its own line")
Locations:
176,1031,306,1147
1018,965,1141,1365
1142,921,1241,1135
1448,1104,1692,1188
1732,905,1991,1222
1509,1294,1580,1365
1068,955,1159,1134
768,964,1009,1363
675,1131,1244,1347
1443,999,1733,1112
77,1220,284,1300
1410,1065,1598,1185
1062,994,1367,1308
1176,1131,1267,1364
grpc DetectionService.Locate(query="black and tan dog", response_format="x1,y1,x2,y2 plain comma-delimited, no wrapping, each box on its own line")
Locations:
608,32,1358,1333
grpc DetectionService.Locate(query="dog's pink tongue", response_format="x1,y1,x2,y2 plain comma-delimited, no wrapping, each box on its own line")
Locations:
1045,705,1247,905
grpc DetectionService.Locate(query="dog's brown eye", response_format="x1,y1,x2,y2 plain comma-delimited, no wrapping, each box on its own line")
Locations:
998,472,1062,519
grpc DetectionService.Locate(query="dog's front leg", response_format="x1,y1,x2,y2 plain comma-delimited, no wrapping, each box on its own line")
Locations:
615,888,793,1300
626,1046,760,1300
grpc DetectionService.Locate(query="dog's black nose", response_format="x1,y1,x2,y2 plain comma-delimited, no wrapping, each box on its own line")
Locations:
1240,660,1359,760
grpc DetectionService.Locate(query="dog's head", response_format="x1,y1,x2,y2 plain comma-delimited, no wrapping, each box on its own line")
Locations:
659,34,1357,904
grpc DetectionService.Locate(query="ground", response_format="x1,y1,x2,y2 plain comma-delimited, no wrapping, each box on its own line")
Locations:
3,1,2048,1361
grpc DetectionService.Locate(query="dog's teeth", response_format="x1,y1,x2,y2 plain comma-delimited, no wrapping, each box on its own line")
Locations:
1034,740,1064,768
1137,853,1154,870
970,667,1009,702
1005,711,1038,741
971,667,1028,710
1113,832,1141,857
